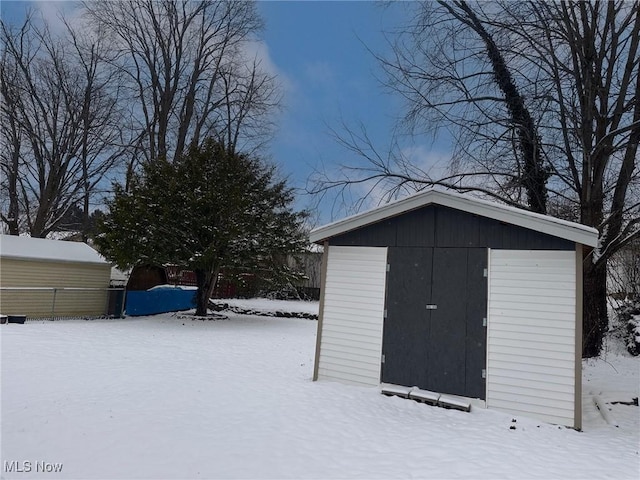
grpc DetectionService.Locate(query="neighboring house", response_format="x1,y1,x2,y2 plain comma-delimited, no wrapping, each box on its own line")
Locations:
310,189,598,429
0,235,111,318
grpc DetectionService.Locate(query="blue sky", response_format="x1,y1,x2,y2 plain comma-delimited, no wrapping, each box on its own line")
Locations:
1,1,448,225
258,1,410,222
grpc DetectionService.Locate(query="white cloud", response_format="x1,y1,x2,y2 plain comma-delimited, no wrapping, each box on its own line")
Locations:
31,1,86,36
347,144,453,215
242,38,295,97
399,144,452,181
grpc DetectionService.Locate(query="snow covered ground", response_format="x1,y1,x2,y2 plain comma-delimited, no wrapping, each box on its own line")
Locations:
1,301,638,479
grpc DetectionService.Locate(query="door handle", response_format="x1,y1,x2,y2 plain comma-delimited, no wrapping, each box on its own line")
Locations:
426,304,438,310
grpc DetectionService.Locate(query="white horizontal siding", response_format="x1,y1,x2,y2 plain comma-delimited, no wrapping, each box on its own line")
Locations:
489,368,575,389
487,344,574,363
489,319,574,335
317,334,383,354
487,249,577,427
488,360,574,378
489,329,574,347
488,399,574,426
488,351,573,370
319,345,382,363
322,322,383,338
490,294,575,308
489,309,575,325
316,367,379,387
317,246,387,386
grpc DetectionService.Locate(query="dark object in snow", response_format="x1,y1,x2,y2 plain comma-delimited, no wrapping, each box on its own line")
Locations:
209,301,318,320
509,425,516,430
177,312,229,321
611,397,638,406
7,315,26,324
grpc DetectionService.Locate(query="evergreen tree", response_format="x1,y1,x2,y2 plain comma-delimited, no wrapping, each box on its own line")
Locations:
97,139,308,316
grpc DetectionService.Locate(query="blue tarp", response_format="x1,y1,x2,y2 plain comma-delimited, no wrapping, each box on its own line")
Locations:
125,288,196,316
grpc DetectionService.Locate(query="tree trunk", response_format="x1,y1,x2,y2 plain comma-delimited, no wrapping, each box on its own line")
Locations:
6,124,21,235
194,267,220,316
582,253,608,358
447,1,548,214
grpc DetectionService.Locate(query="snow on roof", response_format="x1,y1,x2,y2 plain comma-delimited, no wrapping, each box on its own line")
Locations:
310,189,599,247
0,235,109,265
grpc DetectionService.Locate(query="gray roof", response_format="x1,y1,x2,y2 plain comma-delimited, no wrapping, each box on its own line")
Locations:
310,189,599,247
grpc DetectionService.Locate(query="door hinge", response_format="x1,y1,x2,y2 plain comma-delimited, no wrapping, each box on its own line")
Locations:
481,369,486,379
381,354,385,364
483,317,487,327
483,268,488,277
386,263,390,272
383,309,388,318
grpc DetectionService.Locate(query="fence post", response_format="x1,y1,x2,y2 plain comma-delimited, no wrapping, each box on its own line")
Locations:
104,289,110,317
51,288,58,318
121,289,127,317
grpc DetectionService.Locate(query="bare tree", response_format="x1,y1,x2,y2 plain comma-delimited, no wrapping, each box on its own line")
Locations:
527,1,640,356
311,1,552,213
214,56,281,156
0,13,123,238
62,17,128,241
0,42,23,235
311,0,639,356
430,1,549,214
83,0,280,180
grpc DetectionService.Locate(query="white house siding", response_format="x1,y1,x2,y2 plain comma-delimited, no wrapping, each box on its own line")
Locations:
487,249,577,426
316,246,388,386
0,258,111,317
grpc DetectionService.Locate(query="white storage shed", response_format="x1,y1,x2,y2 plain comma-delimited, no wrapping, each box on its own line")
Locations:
309,190,599,429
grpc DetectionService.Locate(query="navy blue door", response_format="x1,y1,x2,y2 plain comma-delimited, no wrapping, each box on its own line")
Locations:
381,247,487,399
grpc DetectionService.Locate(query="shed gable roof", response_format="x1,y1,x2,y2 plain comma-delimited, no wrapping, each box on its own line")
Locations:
0,235,109,265
310,189,599,247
